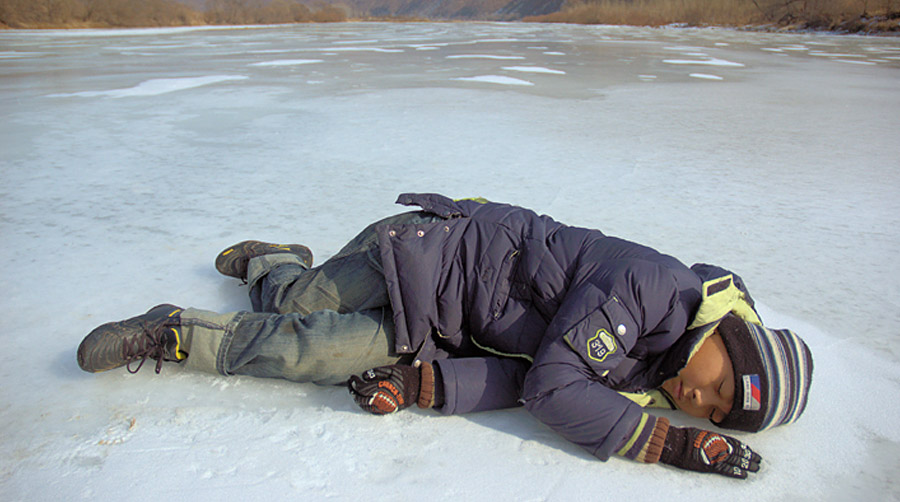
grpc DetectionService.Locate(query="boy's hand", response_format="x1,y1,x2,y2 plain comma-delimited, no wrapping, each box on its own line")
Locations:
348,365,420,415
659,426,762,479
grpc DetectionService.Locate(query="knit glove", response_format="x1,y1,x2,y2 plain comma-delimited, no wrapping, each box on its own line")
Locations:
659,426,762,479
348,362,438,415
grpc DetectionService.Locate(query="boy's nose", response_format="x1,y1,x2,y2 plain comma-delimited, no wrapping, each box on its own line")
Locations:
690,388,703,405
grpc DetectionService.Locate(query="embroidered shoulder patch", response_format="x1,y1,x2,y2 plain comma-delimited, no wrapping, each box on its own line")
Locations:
742,374,761,411
587,329,617,363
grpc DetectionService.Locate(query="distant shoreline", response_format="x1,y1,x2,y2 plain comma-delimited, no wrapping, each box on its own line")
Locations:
2,21,898,37
2,0,897,35
2,17,898,36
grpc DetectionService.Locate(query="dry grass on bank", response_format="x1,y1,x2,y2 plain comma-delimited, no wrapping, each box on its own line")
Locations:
0,0,347,29
524,0,900,33
527,0,757,26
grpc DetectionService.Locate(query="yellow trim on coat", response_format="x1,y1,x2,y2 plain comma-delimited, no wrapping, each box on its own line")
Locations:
617,413,650,456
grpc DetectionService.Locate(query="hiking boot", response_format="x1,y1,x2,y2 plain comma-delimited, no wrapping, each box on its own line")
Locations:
77,304,187,374
215,240,313,281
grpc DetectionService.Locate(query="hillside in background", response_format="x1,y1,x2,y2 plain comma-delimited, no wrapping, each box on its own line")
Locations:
176,0,566,21
0,0,565,27
334,0,564,20
529,0,898,33
0,0,347,28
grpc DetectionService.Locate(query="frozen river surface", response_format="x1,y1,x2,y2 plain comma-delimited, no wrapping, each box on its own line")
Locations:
1,22,899,500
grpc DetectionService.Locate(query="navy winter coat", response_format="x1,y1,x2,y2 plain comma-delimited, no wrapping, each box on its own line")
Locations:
376,193,750,461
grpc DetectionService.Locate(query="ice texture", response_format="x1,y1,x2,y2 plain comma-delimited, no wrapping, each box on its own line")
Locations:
249,59,324,67
453,74,535,85
47,75,249,98
1,22,899,501
689,73,724,80
502,65,566,74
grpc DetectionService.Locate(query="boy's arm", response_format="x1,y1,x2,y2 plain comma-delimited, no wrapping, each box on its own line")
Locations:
349,257,687,459
518,261,762,478
347,357,529,415
432,356,529,414
348,359,761,479
520,331,655,461
430,257,685,417
517,260,685,461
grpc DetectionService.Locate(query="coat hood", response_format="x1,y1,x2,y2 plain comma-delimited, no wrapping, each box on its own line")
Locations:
648,264,762,389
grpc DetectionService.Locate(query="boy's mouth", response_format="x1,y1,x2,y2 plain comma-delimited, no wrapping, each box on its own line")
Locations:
673,381,684,401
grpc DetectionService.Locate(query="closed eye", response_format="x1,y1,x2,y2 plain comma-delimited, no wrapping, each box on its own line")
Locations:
710,379,726,422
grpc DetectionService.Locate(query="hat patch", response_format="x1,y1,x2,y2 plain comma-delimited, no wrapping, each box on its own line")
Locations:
742,374,761,411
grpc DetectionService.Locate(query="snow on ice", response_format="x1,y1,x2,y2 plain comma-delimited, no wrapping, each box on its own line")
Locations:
47,75,249,98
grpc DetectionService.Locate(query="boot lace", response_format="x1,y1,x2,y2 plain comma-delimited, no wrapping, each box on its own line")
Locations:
122,326,169,374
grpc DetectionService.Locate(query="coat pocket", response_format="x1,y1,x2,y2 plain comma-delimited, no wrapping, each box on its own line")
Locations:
599,294,638,353
489,248,520,320
562,294,638,377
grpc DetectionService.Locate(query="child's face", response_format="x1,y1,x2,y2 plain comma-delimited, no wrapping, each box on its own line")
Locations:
661,330,735,423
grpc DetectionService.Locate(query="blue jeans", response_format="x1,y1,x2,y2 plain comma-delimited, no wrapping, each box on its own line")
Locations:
181,211,439,385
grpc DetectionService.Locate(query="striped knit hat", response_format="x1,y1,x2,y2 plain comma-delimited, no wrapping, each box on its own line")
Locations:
716,314,814,432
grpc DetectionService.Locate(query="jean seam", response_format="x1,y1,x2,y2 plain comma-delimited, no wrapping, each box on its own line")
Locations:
216,311,246,377
181,318,226,330
249,254,307,288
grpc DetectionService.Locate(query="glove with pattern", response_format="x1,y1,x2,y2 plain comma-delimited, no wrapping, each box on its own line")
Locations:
659,426,762,479
348,363,438,415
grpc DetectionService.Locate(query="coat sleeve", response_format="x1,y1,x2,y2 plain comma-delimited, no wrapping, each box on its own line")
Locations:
433,357,530,414
521,259,686,461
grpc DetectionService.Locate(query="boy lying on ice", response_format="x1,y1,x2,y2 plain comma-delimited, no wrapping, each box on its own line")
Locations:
77,193,813,479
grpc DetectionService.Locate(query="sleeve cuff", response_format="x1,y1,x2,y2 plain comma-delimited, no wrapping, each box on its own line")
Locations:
417,361,436,408
616,414,670,464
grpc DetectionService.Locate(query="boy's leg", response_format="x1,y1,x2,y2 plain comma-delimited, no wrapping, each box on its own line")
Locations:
182,306,404,385
246,251,386,316
246,211,440,316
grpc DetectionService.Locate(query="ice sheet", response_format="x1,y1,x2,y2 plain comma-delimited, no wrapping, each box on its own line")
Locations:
1,22,899,501
502,65,566,74
47,75,249,98
249,59,324,67
447,54,527,59
454,75,535,85
689,73,724,80
663,57,745,66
